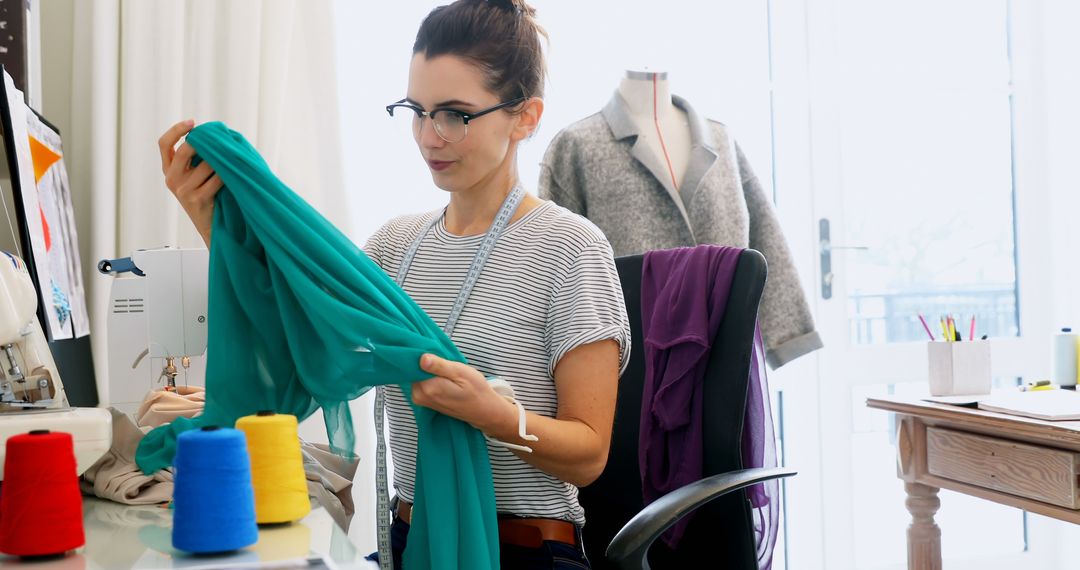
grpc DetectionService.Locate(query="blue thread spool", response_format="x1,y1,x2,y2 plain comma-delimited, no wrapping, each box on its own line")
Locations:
172,426,259,554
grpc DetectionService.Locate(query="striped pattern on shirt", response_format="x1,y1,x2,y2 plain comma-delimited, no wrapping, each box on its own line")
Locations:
363,200,631,525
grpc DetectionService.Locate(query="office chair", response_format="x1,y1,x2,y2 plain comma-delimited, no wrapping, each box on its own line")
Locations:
578,249,796,570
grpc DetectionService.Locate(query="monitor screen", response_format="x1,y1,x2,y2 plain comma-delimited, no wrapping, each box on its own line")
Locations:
0,65,97,406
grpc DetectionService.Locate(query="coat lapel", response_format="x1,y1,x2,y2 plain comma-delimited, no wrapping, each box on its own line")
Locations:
672,95,718,211
601,92,720,245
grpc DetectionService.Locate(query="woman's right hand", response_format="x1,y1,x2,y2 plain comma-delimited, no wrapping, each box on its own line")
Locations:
159,120,223,247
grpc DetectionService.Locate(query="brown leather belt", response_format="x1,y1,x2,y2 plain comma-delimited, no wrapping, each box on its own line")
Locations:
396,501,577,549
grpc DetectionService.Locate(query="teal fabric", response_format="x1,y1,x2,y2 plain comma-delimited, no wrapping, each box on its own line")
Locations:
135,121,500,569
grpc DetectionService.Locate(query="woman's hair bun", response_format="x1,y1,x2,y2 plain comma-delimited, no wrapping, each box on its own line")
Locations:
487,0,536,17
416,0,548,101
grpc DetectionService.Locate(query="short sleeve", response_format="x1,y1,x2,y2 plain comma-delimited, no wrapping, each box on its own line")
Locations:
545,240,632,377
361,225,386,270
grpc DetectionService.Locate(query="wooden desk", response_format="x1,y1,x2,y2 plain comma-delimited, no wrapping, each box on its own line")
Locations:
867,396,1080,570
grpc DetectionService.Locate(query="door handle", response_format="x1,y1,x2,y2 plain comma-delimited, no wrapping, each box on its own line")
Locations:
819,218,868,300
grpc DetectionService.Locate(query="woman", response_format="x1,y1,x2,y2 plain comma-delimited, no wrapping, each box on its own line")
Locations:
157,1,630,568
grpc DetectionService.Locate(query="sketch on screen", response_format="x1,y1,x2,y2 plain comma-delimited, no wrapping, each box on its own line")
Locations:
0,67,90,340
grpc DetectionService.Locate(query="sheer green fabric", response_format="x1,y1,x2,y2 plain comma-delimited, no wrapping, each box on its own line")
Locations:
134,121,499,569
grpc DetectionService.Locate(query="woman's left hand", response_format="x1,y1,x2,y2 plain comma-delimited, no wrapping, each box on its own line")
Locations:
412,354,517,436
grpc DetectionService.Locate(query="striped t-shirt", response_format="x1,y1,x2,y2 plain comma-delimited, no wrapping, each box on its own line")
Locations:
363,199,631,525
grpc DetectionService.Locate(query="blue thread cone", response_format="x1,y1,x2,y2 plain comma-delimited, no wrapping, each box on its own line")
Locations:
172,427,258,553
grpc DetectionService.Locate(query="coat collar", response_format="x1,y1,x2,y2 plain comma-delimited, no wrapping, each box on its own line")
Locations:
602,91,713,151
601,92,719,242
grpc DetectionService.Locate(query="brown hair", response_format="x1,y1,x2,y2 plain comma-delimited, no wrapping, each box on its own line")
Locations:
413,0,548,103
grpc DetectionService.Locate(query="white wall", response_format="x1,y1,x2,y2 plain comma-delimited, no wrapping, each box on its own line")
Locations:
1039,2,1080,331
1003,0,1080,382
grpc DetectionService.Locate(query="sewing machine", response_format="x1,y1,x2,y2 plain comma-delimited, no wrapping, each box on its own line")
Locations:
99,247,209,416
0,252,111,480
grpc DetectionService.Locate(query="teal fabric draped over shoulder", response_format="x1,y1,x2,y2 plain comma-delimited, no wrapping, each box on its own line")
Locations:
134,121,499,569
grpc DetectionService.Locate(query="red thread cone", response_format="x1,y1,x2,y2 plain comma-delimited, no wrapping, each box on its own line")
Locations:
0,431,85,556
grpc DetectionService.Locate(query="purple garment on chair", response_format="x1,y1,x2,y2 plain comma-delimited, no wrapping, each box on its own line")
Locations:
745,326,779,570
640,246,739,547
640,246,780,569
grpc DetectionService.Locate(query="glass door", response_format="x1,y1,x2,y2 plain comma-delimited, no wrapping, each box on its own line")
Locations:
771,0,1057,568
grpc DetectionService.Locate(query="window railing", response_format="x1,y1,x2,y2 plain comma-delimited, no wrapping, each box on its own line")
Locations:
848,285,1018,345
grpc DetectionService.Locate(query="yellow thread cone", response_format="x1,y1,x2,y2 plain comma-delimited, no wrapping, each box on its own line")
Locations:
236,412,311,524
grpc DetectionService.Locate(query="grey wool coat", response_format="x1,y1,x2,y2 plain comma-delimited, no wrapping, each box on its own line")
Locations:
538,93,823,368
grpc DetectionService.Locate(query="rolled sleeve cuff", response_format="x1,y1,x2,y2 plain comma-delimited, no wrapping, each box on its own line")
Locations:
548,325,631,378
766,330,824,369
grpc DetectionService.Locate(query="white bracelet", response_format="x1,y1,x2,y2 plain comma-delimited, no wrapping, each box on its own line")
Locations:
485,377,539,453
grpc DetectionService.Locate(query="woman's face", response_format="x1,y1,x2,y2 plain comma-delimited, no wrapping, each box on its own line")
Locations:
405,53,532,193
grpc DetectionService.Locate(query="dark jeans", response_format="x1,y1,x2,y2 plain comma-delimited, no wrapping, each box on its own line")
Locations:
368,516,591,569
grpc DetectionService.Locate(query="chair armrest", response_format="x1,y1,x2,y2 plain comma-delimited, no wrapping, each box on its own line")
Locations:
605,467,797,570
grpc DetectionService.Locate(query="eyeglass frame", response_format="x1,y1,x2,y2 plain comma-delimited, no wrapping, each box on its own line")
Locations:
385,96,528,143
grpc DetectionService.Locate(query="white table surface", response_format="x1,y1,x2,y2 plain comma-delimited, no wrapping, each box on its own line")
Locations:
0,497,380,569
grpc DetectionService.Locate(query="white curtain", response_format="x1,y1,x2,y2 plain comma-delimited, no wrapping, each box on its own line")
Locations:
64,0,347,403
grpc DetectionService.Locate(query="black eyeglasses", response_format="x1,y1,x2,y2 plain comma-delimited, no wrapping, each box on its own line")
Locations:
386,97,526,143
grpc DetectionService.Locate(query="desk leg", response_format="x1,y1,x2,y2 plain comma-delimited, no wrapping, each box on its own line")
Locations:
905,482,942,570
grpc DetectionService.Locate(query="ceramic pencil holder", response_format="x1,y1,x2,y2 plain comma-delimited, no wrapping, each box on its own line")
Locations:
927,340,991,396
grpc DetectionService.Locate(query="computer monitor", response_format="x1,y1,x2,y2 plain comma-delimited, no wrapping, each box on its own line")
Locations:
0,65,97,407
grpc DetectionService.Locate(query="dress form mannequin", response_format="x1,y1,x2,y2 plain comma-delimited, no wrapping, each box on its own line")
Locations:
616,70,691,191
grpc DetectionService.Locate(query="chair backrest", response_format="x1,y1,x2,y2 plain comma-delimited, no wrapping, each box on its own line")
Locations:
578,249,768,569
